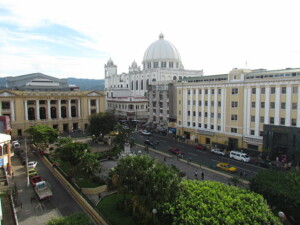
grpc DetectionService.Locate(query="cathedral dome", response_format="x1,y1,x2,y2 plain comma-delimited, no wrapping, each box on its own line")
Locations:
143,34,182,68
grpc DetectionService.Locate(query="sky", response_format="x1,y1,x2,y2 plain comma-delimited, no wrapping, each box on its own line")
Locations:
0,0,299,79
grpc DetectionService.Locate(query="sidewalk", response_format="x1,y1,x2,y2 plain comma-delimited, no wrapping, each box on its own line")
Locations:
8,155,61,225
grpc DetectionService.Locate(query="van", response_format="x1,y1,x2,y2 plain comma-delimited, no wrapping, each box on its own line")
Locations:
229,151,250,162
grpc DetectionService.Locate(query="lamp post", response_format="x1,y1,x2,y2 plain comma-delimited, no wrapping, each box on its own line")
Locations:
152,208,157,224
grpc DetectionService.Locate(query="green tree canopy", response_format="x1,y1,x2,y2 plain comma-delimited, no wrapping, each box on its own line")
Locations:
112,123,134,148
160,180,280,225
46,213,91,225
250,169,300,223
25,124,59,144
87,112,117,137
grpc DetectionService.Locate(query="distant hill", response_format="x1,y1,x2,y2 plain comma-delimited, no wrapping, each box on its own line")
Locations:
0,77,105,91
67,78,105,91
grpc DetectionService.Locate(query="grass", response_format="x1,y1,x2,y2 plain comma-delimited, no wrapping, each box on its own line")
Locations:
97,194,136,225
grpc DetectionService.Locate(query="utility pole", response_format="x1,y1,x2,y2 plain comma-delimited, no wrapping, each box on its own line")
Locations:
25,137,29,187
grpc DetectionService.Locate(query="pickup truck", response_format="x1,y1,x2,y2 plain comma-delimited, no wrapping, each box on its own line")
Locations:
34,181,53,200
30,176,43,187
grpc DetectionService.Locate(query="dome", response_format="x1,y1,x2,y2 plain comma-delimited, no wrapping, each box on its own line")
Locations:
143,34,182,64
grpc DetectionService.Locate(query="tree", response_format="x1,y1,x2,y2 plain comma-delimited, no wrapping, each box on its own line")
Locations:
25,125,59,145
112,123,134,148
79,152,102,178
250,169,300,223
160,180,280,225
87,112,117,137
46,213,91,225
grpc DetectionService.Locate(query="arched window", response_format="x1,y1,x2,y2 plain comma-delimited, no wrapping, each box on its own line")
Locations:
0,145,2,156
28,107,35,120
131,81,134,90
141,80,143,90
136,80,138,90
40,107,46,119
51,107,57,119
173,76,177,80
71,106,77,117
152,78,156,82
146,79,149,86
61,106,67,118
179,76,183,80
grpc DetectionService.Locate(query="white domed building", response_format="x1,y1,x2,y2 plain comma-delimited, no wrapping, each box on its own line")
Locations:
105,34,203,122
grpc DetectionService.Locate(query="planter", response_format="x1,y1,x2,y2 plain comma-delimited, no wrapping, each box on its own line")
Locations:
81,185,108,195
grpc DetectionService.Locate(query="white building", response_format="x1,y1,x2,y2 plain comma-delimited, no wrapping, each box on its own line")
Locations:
105,33,203,121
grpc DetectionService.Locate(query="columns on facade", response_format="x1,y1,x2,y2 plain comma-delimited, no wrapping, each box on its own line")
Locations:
47,100,51,120
68,99,72,118
58,100,62,119
285,86,291,126
274,86,280,125
213,88,218,130
221,88,225,132
255,87,261,136
96,99,99,113
78,99,81,117
24,100,28,120
264,87,270,124
36,100,40,120
88,99,91,116
10,100,15,121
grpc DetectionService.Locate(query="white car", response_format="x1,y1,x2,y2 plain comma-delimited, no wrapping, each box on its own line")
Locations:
141,130,151,136
28,161,38,169
211,148,226,156
12,141,21,148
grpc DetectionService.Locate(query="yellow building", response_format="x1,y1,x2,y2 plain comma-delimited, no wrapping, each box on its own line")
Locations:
176,68,300,152
0,89,105,136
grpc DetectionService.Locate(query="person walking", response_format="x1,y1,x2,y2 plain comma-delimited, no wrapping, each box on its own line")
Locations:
194,170,198,179
201,170,204,180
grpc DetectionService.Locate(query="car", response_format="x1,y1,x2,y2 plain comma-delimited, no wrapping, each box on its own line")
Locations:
216,163,237,173
28,161,38,169
168,147,184,156
229,151,251,162
12,141,21,148
141,130,151,136
195,144,207,150
144,140,156,147
255,159,277,168
109,131,119,136
211,148,226,156
28,168,38,177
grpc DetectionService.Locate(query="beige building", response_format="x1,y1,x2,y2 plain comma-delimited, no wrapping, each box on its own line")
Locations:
0,90,105,136
176,68,300,153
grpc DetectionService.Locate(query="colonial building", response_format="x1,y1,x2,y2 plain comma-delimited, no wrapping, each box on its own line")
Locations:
0,90,105,136
105,33,203,121
176,67,300,157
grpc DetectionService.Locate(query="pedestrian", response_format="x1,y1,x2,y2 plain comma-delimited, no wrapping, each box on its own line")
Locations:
98,193,102,200
194,170,198,179
239,172,243,178
12,172,14,178
163,157,166,162
201,170,204,180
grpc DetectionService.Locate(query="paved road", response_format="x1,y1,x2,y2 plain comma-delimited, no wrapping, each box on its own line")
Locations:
132,132,265,178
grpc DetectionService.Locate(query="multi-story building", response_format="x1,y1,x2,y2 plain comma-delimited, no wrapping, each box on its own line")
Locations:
0,89,105,136
176,67,300,159
105,33,203,121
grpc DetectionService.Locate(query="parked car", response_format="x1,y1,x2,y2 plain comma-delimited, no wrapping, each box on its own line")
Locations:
216,163,237,173
28,168,38,177
229,151,251,162
255,159,277,168
141,130,151,136
168,147,184,156
195,144,207,150
28,161,38,169
12,141,20,148
211,148,226,156
109,131,119,136
144,140,156,147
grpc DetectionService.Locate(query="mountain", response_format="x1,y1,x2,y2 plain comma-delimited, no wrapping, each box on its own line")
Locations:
0,77,105,91
67,78,105,91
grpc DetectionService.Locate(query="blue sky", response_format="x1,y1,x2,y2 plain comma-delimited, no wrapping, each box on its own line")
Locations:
0,0,300,79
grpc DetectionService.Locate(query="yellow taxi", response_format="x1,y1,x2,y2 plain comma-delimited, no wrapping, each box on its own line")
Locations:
109,131,119,136
28,168,38,177
216,163,237,173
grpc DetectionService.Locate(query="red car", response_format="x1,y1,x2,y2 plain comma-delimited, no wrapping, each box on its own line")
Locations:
168,148,184,156
195,144,207,150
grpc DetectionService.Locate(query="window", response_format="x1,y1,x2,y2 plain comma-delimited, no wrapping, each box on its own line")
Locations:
280,118,285,125
271,87,276,94
251,102,256,108
178,110,181,115
188,111,190,116
91,100,96,106
292,103,297,110
281,87,286,94
193,122,196,127
260,131,264,136
270,117,274,124
218,113,221,119
211,89,215,94
217,126,221,131
205,112,208,117
270,102,275,109
198,123,201,128
188,90,190,95
251,116,255,122
205,101,208,106
211,125,214,129
193,89,196,94
205,89,208,94
154,62,159,68
218,89,221,94
218,101,221,107
199,112,202,117
199,89,202,94
204,124,207,129
232,101,238,108
193,100,196,105
250,130,255,135
199,101,202,106
261,102,265,108
161,62,166,68
211,112,214,117
292,86,298,94
232,88,238,94
169,62,173,68
281,102,286,110
211,101,214,106
188,100,190,105
231,128,237,133
187,122,190,126
231,115,238,121
260,116,264,123
193,111,196,116
252,88,256,94
147,62,151,68
261,87,265,94
1,101,10,110
291,118,297,126
179,100,181,105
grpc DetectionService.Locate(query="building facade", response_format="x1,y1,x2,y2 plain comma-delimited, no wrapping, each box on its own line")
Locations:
105,33,203,121
0,90,105,136
176,67,300,155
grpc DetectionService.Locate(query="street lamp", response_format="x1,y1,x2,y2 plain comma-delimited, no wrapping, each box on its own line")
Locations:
278,211,291,225
152,208,157,224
